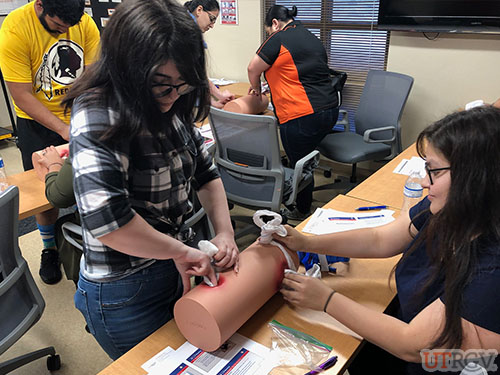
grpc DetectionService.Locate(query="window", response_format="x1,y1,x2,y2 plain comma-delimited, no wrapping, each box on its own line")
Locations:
261,0,389,129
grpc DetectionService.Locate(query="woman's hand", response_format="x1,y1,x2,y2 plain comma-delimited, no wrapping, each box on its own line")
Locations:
174,247,217,294
210,232,240,272
280,273,334,311
272,225,309,252
37,146,64,171
218,90,235,104
248,87,261,96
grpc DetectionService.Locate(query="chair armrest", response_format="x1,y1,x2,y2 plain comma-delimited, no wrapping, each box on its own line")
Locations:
336,110,349,132
363,126,396,143
284,150,320,206
61,222,84,251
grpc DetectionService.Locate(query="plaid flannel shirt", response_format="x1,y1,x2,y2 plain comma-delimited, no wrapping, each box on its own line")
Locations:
70,100,219,281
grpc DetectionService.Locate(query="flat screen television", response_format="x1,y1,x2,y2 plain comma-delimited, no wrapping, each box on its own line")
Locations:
378,0,500,33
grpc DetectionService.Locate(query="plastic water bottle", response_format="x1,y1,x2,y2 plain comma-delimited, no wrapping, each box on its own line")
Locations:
0,156,8,192
402,170,423,212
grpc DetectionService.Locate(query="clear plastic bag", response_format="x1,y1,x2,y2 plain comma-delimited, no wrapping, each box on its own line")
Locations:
268,320,332,373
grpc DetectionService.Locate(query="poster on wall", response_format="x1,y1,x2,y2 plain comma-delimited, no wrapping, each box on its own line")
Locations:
0,0,27,16
86,0,120,31
220,0,237,25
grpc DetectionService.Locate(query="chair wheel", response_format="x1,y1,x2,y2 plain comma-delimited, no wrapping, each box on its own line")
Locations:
47,354,61,371
323,170,332,178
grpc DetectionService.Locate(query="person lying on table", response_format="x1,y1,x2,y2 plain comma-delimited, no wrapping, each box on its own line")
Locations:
63,0,239,360
274,106,500,375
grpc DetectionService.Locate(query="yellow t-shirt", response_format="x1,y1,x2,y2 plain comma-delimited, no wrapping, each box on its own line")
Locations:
0,2,100,124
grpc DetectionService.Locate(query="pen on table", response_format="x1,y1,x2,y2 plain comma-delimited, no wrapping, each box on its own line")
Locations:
304,356,338,375
355,205,387,211
397,159,408,173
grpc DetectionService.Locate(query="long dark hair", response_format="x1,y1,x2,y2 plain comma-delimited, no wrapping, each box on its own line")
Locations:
184,0,220,13
63,0,210,141
400,105,500,348
264,5,297,27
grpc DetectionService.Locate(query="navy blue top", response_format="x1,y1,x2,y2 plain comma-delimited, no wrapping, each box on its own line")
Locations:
395,197,500,374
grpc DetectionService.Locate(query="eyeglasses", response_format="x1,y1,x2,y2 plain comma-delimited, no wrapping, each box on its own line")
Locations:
424,163,451,185
204,10,217,24
152,82,195,98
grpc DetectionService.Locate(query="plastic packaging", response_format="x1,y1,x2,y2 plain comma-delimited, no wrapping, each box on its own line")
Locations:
402,170,423,212
268,320,332,371
0,155,8,192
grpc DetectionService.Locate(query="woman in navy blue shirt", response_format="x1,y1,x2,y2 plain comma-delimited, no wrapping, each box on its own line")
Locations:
274,106,500,374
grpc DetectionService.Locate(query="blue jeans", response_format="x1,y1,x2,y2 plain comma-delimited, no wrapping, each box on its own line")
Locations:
74,260,182,359
279,107,339,213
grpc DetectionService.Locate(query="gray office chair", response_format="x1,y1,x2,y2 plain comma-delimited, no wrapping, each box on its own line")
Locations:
208,107,320,237
316,70,414,191
0,186,61,373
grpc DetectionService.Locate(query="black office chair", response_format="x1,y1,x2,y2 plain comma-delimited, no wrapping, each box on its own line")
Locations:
0,186,61,374
316,70,414,192
208,107,319,238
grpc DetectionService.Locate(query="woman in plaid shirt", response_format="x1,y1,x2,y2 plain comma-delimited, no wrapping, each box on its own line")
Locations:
63,0,239,359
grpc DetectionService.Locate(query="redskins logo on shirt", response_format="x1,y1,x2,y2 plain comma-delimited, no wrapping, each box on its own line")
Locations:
34,39,84,100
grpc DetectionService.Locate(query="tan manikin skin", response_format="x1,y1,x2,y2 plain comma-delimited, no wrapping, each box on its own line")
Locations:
174,241,299,352
222,93,269,114
31,144,69,181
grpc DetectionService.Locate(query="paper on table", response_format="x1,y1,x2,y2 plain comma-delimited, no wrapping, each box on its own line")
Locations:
142,346,174,372
197,123,215,148
148,333,276,375
393,156,425,176
209,78,238,86
302,208,395,235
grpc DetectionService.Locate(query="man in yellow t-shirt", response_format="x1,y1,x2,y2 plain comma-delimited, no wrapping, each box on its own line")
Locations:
0,0,100,285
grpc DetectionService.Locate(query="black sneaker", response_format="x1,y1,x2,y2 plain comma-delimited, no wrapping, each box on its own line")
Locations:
280,207,310,221
39,249,62,285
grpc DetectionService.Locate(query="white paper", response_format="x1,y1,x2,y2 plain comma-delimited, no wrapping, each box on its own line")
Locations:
148,333,276,375
209,78,238,86
142,346,174,372
392,156,425,176
302,208,395,235
197,124,215,148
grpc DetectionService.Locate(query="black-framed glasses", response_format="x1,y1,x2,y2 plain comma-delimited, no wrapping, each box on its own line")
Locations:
152,82,195,98
425,163,451,185
204,9,217,24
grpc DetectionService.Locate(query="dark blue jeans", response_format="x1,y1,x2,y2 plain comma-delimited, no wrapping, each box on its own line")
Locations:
74,260,182,359
279,107,339,213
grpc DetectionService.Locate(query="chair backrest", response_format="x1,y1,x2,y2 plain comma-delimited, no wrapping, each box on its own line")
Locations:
355,70,414,154
0,186,45,355
208,107,285,212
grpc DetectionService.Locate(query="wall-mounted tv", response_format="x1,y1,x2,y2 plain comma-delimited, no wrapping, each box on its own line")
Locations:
378,0,500,33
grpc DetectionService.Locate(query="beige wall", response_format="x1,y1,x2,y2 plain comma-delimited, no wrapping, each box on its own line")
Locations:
387,32,500,148
203,0,261,82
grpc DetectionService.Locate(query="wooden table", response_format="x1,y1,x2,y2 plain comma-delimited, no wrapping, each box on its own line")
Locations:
98,194,400,375
8,169,51,220
347,143,423,210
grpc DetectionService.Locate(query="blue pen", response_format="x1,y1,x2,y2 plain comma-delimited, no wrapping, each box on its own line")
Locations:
357,215,384,219
304,356,338,375
355,205,387,211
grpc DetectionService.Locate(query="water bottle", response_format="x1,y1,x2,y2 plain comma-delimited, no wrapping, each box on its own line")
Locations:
0,155,8,192
402,170,423,212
